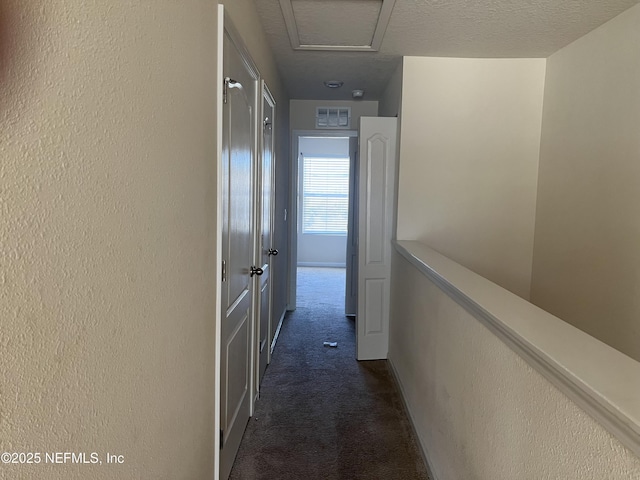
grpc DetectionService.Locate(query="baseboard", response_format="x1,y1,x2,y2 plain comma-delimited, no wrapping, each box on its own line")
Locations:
297,262,346,268
387,357,439,480
270,309,286,355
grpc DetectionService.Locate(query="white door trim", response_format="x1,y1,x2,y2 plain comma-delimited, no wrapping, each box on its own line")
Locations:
262,82,278,365
217,7,262,480
256,80,276,393
287,129,357,311
223,7,261,418
214,6,224,479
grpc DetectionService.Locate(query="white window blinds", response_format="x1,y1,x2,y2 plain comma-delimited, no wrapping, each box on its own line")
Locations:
301,156,350,235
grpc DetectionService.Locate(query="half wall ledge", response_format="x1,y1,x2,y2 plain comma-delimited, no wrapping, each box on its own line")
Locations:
393,240,640,459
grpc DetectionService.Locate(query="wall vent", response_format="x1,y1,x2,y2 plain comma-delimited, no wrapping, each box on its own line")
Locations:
316,107,351,129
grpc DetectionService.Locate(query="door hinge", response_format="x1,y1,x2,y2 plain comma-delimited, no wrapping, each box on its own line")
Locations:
222,260,226,282
220,429,224,449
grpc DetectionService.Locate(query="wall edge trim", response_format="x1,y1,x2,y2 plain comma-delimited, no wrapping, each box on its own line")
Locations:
393,240,640,459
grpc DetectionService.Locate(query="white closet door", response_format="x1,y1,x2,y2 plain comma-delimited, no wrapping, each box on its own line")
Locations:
356,117,398,361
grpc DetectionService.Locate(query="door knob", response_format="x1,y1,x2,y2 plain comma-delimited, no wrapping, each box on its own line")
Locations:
268,248,279,256
250,266,264,277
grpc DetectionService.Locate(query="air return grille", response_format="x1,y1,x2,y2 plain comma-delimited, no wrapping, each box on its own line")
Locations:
316,107,351,129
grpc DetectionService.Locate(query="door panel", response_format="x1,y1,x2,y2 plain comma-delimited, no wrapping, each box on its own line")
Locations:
220,25,257,480
225,306,250,427
365,138,387,264
356,117,397,361
363,278,385,333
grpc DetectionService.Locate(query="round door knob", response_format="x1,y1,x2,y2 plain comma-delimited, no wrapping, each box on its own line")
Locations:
268,248,279,256
250,266,264,277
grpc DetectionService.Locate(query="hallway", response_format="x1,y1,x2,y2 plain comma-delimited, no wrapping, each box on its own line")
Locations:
229,268,429,479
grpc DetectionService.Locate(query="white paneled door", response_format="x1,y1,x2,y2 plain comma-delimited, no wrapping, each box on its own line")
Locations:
220,21,259,480
356,117,398,360
257,84,276,385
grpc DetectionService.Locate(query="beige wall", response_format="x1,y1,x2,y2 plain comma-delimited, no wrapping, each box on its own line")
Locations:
389,252,640,480
396,57,546,299
290,100,378,131
220,0,290,319
530,4,640,362
0,2,219,479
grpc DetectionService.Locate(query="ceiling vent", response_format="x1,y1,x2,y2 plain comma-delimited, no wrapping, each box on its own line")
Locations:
316,107,351,129
279,0,396,52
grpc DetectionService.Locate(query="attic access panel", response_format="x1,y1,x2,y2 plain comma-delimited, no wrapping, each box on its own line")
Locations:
279,0,396,51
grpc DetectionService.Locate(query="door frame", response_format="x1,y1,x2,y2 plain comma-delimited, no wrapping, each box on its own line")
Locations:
216,8,262,480
255,80,277,394
222,5,262,415
287,129,357,310
214,7,224,478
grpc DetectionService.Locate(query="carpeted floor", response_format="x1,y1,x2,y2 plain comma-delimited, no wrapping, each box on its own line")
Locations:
229,267,429,480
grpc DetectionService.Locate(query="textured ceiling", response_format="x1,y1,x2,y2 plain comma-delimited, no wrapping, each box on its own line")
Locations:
254,0,640,100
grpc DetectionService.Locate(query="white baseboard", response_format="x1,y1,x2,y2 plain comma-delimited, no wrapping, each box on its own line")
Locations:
387,357,439,480
270,309,286,356
297,262,346,268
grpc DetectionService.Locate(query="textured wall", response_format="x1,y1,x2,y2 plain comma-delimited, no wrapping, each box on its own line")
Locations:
396,57,546,299
389,252,640,480
220,0,291,320
0,2,218,479
531,3,640,362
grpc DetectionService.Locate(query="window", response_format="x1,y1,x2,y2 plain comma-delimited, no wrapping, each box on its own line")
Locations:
301,156,350,235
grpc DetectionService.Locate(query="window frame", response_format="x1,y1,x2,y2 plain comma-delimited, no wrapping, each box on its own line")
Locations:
299,153,351,236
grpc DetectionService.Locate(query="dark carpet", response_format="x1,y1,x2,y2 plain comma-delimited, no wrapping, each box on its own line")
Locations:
229,267,429,480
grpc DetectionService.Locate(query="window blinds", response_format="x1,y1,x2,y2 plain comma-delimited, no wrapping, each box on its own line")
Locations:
302,156,350,235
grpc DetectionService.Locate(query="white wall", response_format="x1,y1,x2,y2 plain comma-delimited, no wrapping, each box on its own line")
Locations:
396,57,546,299
221,0,290,323
0,2,219,478
389,251,640,480
297,137,350,267
530,3,640,362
